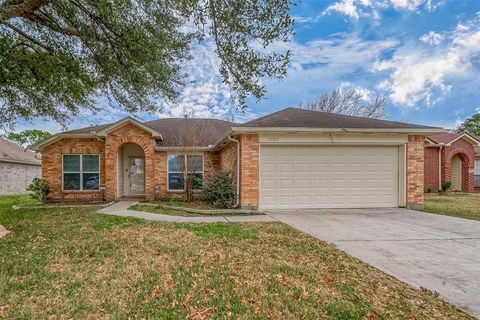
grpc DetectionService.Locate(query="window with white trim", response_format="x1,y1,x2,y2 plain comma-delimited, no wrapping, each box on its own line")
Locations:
167,154,203,191
63,154,100,191
475,159,480,187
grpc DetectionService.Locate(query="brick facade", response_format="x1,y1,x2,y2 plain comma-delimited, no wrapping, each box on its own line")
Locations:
42,138,106,201
442,139,475,192
239,134,259,208
424,138,475,193
219,142,238,179
424,147,440,192
40,126,431,209
104,123,157,201
406,135,425,208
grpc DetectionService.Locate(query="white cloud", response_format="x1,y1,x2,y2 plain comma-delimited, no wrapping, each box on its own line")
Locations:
320,0,436,22
375,16,480,107
339,82,375,101
390,0,424,11
324,0,360,20
419,31,444,45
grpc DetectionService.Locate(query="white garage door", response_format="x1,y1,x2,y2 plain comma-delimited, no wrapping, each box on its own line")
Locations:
260,145,399,209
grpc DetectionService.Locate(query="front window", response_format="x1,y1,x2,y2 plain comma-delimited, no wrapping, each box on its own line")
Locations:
168,154,203,191
63,154,100,191
475,159,480,187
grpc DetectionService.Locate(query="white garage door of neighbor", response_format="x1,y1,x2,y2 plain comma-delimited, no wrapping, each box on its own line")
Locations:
260,145,399,209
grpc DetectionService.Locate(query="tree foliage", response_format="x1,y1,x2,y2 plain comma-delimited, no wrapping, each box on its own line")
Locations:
458,113,480,136
300,88,387,119
0,0,293,128
6,129,50,148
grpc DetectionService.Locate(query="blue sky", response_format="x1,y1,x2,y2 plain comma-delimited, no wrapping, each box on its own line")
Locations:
13,0,480,133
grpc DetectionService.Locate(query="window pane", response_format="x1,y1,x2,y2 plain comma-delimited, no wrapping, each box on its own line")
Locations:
192,173,203,190
475,160,480,175
83,155,99,172
168,154,185,172
475,175,480,188
187,155,203,172
168,173,184,190
63,155,80,172
64,173,80,190
83,173,99,190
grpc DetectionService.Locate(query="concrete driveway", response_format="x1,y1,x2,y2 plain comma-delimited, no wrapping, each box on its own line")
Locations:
267,208,480,317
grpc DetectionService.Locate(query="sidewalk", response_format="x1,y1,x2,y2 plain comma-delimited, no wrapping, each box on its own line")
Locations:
97,201,274,223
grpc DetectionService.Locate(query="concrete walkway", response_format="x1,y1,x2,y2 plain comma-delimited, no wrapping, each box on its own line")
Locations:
267,208,480,317
97,201,274,223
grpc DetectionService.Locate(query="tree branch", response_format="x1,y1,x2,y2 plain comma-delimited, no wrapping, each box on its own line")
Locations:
2,21,51,51
0,0,50,22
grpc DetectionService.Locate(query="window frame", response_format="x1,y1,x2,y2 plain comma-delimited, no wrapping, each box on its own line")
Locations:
167,153,204,192
62,154,101,192
475,159,480,188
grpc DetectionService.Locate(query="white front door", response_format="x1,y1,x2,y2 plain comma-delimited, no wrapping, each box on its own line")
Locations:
260,145,400,209
128,157,145,195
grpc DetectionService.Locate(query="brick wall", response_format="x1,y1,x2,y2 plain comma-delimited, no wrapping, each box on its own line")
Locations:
239,134,259,208
442,138,475,192
42,138,105,200
219,141,237,179
105,123,156,200
407,135,425,208
204,151,220,182
424,147,440,192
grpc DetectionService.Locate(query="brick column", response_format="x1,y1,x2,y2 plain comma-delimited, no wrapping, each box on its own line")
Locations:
239,134,259,208
406,135,425,209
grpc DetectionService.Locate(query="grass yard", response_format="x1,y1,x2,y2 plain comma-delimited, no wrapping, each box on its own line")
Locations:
0,195,473,319
130,204,261,217
423,193,480,221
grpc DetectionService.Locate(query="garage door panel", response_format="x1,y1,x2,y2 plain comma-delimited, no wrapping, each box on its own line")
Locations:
260,145,399,209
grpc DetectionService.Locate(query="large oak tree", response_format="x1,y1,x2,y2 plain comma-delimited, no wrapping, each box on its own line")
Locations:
0,0,293,127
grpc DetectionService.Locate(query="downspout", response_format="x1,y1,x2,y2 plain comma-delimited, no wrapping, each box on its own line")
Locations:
227,135,241,208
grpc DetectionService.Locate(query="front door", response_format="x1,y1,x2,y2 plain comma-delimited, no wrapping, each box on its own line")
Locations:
128,157,145,195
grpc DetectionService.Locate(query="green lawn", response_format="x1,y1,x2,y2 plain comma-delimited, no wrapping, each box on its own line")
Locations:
423,193,480,221
0,195,473,319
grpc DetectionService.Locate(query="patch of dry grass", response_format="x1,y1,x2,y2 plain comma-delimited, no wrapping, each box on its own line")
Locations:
423,193,480,221
0,195,474,319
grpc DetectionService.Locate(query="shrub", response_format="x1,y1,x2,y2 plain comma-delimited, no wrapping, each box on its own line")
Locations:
441,180,451,193
26,178,49,203
201,172,236,208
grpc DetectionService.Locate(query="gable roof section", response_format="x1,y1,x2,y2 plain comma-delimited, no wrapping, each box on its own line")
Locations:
95,117,163,138
145,118,235,148
238,107,443,132
427,132,480,146
0,138,41,165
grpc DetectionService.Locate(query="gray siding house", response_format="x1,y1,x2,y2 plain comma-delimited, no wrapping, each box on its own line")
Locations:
0,138,41,195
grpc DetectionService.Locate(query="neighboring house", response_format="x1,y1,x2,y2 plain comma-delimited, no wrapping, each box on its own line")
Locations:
424,132,480,192
0,137,41,195
32,108,443,209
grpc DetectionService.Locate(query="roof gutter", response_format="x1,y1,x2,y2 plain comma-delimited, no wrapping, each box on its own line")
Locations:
230,127,446,134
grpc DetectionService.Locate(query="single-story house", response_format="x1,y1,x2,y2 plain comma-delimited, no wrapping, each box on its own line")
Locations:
0,137,41,195
424,132,480,192
32,107,443,209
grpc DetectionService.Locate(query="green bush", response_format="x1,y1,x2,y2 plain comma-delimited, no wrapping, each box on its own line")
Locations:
26,178,49,203
201,172,236,208
441,180,451,193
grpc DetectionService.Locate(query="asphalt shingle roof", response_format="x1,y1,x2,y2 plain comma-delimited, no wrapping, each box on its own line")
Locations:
0,138,41,165
241,107,441,129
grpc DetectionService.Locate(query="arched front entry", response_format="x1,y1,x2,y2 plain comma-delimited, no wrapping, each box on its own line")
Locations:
451,154,462,191
117,143,145,198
